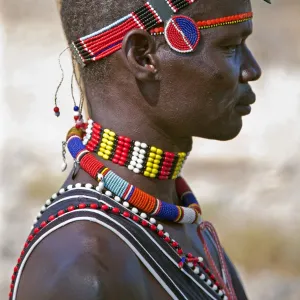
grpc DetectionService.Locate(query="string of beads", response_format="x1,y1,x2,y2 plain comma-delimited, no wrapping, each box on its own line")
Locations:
83,119,188,179
65,127,238,298
33,175,201,226
67,127,200,223
150,12,253,35
9,182,230,300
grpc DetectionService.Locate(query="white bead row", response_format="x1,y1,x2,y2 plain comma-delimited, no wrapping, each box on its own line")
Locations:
83,122,93,145
74,111,84,127
179,207,202,225
127,141,148,174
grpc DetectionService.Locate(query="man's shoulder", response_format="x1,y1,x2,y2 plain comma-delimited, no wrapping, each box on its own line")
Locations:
16,220,147,300
39,219,134,259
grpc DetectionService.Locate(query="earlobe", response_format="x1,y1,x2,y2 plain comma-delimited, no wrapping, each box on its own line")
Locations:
122,29,161,82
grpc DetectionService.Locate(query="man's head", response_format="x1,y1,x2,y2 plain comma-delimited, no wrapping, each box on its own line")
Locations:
59,0,261,142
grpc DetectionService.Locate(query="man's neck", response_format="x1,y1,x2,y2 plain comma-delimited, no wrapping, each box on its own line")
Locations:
69,72,193,204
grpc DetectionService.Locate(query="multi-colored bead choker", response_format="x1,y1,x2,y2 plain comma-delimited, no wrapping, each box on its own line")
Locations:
83,119,188,180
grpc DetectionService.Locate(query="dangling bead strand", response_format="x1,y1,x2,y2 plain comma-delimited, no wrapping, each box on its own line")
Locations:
53,106,60,117
73,105,85,129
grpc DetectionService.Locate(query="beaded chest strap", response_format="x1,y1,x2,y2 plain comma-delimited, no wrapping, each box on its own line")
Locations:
83,119,188,180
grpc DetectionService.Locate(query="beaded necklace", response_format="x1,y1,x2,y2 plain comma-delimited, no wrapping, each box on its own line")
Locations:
67,127,199,223
83,119,188,180
8,127,237,300
65,126,237,299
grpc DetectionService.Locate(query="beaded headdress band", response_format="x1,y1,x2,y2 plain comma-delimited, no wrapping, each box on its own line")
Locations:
71,0,271,67
54,0,270,117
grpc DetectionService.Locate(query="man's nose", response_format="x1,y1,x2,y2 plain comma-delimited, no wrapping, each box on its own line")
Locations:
240,48,262,83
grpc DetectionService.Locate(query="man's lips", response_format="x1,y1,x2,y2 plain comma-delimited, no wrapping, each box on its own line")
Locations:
237,91,256,105
235,92,256,115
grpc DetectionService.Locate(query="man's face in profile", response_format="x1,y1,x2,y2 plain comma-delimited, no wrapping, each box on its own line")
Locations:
153,0,261,141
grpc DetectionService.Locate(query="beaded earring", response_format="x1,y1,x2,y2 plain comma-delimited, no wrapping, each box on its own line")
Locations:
53,49,85,126
70,71,85,129
53,51,86,172
53,47,69,117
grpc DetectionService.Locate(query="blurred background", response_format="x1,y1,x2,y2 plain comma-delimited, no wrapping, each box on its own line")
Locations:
0,0,299,299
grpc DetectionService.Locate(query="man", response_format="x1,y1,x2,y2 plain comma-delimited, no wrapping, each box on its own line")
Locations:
10,0,268,299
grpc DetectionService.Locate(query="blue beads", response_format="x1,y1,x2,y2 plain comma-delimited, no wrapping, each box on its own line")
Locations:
156,201,180,221
182,192,198,207
74,106,79,111
105,171,129,197
115,179,129,197
67,137,86,159
180,257,186,264
176,17,199,46
126,186,135,201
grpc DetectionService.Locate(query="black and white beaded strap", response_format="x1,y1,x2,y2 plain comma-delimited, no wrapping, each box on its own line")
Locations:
18,192,223,300
42,189,224,298
42,196,221,299
14,211,185,300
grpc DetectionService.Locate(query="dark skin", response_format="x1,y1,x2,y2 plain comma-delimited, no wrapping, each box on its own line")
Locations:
17,0,261,299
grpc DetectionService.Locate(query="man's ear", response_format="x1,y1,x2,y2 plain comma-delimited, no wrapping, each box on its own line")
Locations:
122,29,161,82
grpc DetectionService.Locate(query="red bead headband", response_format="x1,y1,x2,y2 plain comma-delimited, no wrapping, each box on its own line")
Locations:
70,0,254,67
150,12,253,35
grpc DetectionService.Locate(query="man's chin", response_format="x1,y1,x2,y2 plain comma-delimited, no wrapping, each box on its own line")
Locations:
213,130,241,141
198,119,243,141
217,120,243,141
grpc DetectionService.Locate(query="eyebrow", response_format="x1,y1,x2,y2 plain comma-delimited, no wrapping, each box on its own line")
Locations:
215,21,253,42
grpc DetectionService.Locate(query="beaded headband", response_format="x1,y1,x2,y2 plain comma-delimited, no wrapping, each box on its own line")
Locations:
54,0,270,117
70,0,270,67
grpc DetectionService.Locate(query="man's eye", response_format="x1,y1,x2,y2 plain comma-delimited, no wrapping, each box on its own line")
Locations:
224,44,241,53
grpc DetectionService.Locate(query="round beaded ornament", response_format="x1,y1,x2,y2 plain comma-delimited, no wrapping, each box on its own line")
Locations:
164,15,200,53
